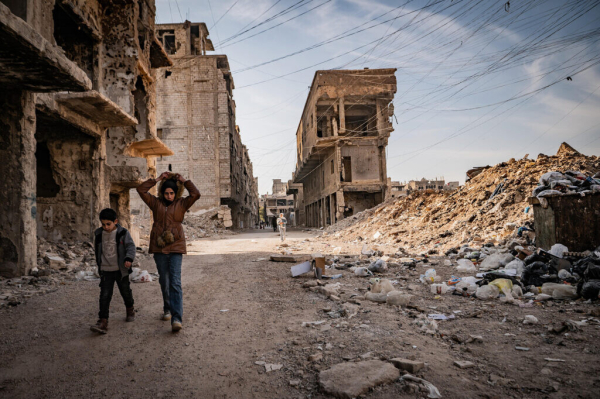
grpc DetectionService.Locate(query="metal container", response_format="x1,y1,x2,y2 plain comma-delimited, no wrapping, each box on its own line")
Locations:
529,193,600,252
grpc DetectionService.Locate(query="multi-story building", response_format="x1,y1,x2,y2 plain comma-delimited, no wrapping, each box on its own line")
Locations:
261,179,295,226
391,178,460,197
0,0,172,277
291,69,397,228
151,21,259,228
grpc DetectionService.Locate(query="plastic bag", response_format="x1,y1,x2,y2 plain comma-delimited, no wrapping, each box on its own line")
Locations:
504,259,525,275
354,267,372,277
476,284,500,300
371,278,395,294
420,268,437,283
541,282,577,299
558,269,572,279
489,278,514,295
479,253,515,271
549,243,568,258
430,283,449,294
131,269,152,283
386,291,412,306
539,171,567,186
455,280,477,295
581,280,600,299
456,259,476,273
368,259,387,272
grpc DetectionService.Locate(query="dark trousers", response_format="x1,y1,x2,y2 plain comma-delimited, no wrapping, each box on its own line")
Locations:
98,270,134,320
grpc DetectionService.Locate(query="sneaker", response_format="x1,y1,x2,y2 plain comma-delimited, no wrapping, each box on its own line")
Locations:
90,319,108,334
172,321,182,332
162,311,172,321
126,307,135,322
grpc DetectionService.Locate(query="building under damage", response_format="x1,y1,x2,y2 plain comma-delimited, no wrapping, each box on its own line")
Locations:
290,69,397,228
0,0,173,277
149,21,259,228
260,179,295,225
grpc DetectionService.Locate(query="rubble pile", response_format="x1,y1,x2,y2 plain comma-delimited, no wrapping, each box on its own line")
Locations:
325,143,600,253
0,237,152,309
183,205,236,240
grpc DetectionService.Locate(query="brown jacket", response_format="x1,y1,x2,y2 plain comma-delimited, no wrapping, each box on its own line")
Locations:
136,177,200,254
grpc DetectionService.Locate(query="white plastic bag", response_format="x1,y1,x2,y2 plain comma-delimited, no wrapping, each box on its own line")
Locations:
476,284,500,300
131,268,153,283
456,259,476,273
549,243,568,258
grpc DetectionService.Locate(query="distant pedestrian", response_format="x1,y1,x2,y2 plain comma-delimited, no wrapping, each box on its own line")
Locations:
277,213,287,241
136,172,200,332
90,208,137,334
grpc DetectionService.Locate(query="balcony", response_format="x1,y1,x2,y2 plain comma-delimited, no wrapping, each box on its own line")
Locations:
0,3,91,92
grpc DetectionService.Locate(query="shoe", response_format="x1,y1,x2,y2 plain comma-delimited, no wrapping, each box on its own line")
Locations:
162,311,172,321
90,319,108,334
172,321,182,332
126,307,135,322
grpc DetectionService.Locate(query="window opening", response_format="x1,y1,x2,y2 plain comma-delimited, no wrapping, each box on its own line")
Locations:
36,143,60,198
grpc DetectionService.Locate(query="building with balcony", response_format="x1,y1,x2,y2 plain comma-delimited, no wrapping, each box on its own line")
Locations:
0,0,172,277
291,69,397,228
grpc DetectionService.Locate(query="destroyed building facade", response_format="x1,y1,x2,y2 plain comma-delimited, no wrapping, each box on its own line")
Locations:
0,0,172,277
261,179,295,225
151,21,259,229
290,69,397,228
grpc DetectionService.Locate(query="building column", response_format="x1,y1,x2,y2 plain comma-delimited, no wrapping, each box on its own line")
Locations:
0,90,37,277
339,97,345,134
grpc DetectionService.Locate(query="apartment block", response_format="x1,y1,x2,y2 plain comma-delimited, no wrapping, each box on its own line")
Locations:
152,21,259,228
291,69,397,228
0,0,172,277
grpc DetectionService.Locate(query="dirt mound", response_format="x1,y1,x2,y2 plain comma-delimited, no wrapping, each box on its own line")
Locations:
325,145,600,253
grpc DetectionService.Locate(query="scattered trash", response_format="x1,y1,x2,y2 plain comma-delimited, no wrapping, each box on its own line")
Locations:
400,374,442,399
130,268,152,283
523,315,538,324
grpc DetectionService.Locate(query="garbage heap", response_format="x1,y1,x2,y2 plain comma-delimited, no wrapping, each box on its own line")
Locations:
182,205,236,240
325,143,600,254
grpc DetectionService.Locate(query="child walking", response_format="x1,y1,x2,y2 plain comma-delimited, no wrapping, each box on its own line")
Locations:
90,208,137,334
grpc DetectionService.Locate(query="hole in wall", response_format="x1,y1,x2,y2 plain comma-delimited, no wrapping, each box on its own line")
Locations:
36,143,60,198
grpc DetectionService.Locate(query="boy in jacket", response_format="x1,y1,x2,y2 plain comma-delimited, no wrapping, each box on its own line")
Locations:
90,208,137,334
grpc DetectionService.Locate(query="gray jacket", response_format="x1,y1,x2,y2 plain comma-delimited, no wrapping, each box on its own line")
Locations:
94,225,136,278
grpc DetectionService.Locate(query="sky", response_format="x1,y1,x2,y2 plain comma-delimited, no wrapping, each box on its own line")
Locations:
155,0,600,195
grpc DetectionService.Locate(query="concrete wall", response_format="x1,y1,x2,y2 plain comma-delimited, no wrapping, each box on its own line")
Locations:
154,22,258,228
0,90,37,277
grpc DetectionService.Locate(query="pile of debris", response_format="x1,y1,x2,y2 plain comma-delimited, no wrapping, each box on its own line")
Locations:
0,237,153,309
182,205,236,240
324,143,600,253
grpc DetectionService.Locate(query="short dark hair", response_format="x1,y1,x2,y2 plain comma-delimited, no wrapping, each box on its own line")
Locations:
99,208,118,222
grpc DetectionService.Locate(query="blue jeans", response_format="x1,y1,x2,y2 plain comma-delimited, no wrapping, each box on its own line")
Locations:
153,253,183,324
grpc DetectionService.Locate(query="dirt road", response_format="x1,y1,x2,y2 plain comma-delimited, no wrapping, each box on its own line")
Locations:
1,229,599,398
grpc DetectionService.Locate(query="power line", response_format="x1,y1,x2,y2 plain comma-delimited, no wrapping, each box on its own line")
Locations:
209,0,241,30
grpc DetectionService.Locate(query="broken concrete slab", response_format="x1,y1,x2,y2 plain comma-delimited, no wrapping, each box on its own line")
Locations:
454,360,475,369
390,358,425,373
319,360,400,399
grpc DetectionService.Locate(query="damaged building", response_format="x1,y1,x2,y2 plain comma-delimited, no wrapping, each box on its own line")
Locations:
290,69,397,228
150,21,259,228
0,0,172,277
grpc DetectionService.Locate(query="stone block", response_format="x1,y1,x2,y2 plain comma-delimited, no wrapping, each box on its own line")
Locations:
319,360,400,399
390,358,425,373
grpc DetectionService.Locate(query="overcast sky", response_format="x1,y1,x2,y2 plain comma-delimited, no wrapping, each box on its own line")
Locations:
156,0,600,195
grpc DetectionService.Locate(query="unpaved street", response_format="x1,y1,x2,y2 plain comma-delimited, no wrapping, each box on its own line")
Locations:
1,229,599,398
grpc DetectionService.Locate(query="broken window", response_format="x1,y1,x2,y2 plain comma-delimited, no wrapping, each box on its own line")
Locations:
133,77,148,140
1,0,27,20
158,29,176,54
53,4,95,81
341,157,352,182
36,143,60,198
